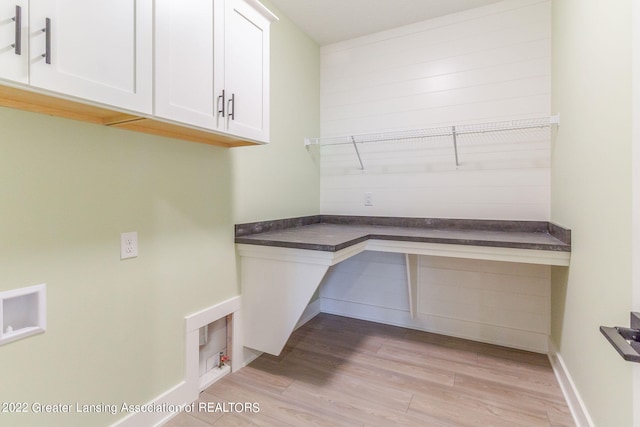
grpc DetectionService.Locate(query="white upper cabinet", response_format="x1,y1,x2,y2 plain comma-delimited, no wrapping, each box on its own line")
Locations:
224,0,276,142
155,0,276,143
155,0,224,129
28,0,152,114
0,0,273,146
0,1,28,84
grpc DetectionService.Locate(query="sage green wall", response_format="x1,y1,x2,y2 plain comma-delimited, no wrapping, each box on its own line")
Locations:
0,109,237,426
0,3,319,426
230,0,321,223
550,0,633,425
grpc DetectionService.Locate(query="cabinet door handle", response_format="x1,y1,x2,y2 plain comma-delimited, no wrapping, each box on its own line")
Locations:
217,90,225,118
41,18,51,64
228,93,235,121
11,5,21,55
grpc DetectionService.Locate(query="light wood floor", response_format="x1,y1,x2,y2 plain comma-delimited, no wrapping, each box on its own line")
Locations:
165,313,575,426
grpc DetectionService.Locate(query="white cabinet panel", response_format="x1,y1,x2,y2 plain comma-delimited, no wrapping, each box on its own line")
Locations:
29,0,152,113
224,0,272,142
155,0,224,129
0,1,28,83
155,0,275,142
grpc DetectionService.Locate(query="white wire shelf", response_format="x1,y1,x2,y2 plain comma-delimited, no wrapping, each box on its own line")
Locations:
304,115,559,170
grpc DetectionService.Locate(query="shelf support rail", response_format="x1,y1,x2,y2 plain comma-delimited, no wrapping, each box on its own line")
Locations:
452,126,459,167
351,136,364,170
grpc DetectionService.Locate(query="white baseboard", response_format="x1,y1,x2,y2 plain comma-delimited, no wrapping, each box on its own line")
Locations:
110,381,190,427
295,298,321,330
547,339,594,427
242,347,263,367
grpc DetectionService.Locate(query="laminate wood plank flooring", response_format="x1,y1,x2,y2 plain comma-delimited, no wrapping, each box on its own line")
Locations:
164,313,575,427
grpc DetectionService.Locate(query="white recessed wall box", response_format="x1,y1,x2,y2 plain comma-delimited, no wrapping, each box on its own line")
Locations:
0,283,46,346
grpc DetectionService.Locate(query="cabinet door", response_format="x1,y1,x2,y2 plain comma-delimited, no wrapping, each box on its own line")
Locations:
224,0,274,142
155,0,224,129
29,0,152,114
0,1,28,84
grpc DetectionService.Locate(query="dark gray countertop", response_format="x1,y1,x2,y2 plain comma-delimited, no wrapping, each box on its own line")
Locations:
235,215,571,253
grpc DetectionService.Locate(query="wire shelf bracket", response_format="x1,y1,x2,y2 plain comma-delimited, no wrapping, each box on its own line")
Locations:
304,115,560,171
350,136,364,170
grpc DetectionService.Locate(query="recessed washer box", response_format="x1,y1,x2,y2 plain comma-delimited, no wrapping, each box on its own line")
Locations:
0,284,46,346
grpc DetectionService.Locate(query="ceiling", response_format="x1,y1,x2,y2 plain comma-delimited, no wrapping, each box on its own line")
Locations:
268,0,504,45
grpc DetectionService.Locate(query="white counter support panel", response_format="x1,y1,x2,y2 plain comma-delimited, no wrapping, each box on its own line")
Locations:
237,239,570,356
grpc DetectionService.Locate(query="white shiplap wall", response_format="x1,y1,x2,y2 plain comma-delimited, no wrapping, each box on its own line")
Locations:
317,0,553,352
319,0,551,219
321,252,550,352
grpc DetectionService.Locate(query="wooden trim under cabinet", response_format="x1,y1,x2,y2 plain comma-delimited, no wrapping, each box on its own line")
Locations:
110,117,255,147
0,85,259,148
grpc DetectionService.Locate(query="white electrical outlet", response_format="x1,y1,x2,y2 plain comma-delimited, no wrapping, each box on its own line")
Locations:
120,232,138,259
364,192,373,206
